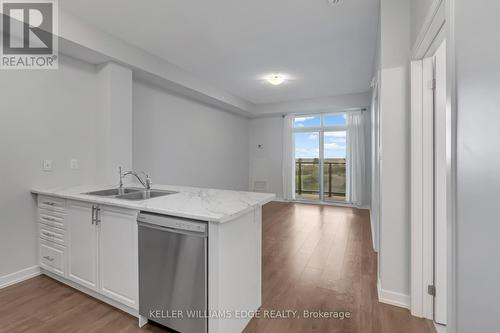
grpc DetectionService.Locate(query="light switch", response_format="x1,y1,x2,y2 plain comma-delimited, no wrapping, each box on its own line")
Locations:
70,158,78,169
42,160,53,172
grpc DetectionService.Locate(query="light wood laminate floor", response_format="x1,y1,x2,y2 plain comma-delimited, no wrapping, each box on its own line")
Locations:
244,202,435,333
0,202,436,333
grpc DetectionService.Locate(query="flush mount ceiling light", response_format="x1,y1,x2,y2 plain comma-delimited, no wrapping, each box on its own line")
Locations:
265,73,286,86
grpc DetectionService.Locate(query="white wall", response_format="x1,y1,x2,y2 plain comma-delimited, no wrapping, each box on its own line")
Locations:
132,81,250,191
378,0,411,304
410,0,436,47
0,56,102,277
248,117,284,197
96,63,133,184
455,1,500,331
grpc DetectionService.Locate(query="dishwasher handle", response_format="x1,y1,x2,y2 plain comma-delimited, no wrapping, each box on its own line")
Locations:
138,221,207,238
137,212,207,234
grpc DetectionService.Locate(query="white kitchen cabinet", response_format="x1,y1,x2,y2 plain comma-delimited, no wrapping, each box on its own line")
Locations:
37,196,67,278
39,240,66,276
98,206,138,308
65,200,139,309
67,201,98,290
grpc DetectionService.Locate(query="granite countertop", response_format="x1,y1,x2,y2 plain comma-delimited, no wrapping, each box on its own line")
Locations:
31,183,275,223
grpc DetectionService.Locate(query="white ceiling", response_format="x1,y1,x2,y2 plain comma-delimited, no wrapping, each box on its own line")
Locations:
61,0,379,105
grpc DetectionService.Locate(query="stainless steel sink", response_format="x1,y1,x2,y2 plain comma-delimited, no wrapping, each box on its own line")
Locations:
115,190,178,201
83,187,142,197
83,187,177,201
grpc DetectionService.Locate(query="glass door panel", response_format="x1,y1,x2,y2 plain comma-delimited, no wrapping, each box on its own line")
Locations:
323,131,347,202
295,132,320,200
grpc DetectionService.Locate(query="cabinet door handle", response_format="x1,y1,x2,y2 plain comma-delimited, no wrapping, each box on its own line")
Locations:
42,217,56,222
91,205,96,225
42,232,54,237
95,207,101,226
43,255,55,262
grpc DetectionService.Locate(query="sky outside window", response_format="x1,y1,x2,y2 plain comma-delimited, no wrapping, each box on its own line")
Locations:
324,114,347,126
294,131,346,159
295,132,319,158
324,131,346,159
293,116,321,128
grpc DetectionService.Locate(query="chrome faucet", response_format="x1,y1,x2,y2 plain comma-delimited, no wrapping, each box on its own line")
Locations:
119,166,124,188
119,167,152,190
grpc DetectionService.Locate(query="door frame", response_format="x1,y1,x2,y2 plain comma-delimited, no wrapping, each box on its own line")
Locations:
410,0,457,331
410,55,435,320
370,76,381,253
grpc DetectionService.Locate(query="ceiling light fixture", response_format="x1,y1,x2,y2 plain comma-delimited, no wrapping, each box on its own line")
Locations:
265,73,286,86
326,0,341,5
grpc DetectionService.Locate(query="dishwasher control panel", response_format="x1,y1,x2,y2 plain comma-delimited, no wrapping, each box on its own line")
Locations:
137,212,207,234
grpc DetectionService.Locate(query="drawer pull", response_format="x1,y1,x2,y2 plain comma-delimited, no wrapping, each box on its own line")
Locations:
43,202,56,206
42,232,54,237
42,217,57,222
43,255,55,262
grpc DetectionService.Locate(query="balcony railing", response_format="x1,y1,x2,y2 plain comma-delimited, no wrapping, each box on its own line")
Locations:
295,158,346,200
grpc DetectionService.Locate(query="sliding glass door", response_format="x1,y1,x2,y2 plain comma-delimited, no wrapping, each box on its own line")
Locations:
323,130,347,201
294,131,320,200
294,114,348,202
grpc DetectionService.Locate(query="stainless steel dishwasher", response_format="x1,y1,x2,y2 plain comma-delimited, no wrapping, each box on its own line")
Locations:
138,212,208,333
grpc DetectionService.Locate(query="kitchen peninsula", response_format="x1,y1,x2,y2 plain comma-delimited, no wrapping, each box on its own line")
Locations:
32,184,275,333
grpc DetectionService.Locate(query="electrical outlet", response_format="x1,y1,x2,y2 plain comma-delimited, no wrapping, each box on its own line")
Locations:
42,160,53,172
70,158,78,169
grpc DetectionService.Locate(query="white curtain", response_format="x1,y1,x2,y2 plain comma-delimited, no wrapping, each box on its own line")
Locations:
282,115,295,200
347,111,366,206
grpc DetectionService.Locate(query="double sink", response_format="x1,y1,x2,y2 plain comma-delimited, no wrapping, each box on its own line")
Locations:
83,187,177,201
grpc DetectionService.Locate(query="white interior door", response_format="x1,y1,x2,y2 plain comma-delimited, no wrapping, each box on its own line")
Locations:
433,40,447,325
410,40,448,325
422,56,435,320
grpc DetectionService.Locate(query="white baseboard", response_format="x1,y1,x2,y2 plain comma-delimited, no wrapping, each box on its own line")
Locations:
42,270,139,317
277,198,363,209
377,279,410,309
0,265,41,289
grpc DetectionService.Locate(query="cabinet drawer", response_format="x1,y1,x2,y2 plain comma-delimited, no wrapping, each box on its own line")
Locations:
38,209,65,229
39,240,65,276
39,224,66,246
38,196,66,212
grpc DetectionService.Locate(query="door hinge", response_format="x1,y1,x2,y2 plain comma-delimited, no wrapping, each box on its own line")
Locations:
428,78,436,90
428,285,436,296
